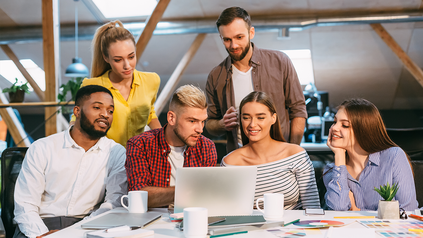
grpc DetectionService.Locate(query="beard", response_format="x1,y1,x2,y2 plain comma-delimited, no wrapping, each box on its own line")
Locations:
226,39,251,62
80,109,110,140
173,123,199,147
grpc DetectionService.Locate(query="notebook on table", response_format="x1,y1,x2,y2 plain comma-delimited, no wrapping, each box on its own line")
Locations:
179,215,266,230
81,212,162,229
174,166,257,216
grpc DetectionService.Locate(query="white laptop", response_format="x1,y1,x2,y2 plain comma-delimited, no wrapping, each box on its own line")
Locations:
174,166,257,216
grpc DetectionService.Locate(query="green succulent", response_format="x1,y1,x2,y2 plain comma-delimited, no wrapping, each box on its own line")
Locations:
2,78,30,94
374,182,399,201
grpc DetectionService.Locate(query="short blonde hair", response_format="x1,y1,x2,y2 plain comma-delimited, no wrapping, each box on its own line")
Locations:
169,85,207,112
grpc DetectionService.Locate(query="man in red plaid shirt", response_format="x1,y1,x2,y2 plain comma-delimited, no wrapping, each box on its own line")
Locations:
126,85,217,207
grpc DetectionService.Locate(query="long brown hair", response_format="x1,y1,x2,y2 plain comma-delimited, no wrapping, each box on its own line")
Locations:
322,98,412,177
239,91,285,145
91,20,136,78
340,98,397,153
341,98,413,172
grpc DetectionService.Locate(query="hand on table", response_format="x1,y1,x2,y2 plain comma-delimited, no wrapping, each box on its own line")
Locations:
36,230,59,238
220,107,238,131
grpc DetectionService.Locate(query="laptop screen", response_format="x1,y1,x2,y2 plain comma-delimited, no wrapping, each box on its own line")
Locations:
174,167,257,216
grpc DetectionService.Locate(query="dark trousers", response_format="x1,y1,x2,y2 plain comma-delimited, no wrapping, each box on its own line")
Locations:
13,216,82,238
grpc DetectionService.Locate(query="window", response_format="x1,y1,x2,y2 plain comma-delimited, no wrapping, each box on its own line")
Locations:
0,59,46,91
92,0,157,19
280,49,314,85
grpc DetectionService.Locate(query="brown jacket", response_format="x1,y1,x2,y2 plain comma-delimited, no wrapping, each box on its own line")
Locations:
206,44,307,153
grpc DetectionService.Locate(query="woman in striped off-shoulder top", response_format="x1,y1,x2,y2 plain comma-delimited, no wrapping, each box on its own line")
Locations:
221,91,320,210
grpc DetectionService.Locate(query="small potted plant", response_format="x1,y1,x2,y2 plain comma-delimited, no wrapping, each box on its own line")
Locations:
58,77,83,114
2,78,30,103
374,182,399,219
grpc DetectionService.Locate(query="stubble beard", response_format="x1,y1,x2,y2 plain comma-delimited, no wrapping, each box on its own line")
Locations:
80,109,110,140
227,39,251,62
173,124,198,147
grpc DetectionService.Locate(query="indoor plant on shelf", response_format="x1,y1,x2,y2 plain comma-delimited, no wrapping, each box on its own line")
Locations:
374,182,399,219
2,78,30,103
58,77,83,114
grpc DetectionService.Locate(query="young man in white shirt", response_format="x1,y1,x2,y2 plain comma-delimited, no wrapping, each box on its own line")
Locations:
13,85,127,238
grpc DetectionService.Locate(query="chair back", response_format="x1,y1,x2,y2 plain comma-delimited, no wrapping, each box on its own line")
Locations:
386,127,423,158
411,161,423,208
308,150,334,209
1,147,28,238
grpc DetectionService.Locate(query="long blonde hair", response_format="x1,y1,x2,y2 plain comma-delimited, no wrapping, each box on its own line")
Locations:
91,20,136,77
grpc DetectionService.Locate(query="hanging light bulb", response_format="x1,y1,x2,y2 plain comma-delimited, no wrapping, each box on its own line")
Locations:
65,0,89,78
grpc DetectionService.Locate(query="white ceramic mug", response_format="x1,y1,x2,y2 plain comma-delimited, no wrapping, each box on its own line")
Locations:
121,191,148,213
256,193,284,220
183,207,208,238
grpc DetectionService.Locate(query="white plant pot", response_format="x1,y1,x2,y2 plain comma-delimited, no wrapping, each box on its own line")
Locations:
378,200,399,219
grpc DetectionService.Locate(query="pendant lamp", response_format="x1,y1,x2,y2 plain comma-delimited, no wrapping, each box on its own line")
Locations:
65,0,89,77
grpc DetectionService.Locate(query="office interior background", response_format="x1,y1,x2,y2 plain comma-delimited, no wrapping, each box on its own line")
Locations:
0,0,423,143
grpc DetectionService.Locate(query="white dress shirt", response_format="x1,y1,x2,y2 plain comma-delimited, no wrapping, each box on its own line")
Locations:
14,128,127,238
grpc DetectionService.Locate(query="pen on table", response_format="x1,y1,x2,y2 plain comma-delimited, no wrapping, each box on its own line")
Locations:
210,231,248,238
324,227,333,238
333,216,375,219
284,219,300,227
409,228,423,233
409,214,423,221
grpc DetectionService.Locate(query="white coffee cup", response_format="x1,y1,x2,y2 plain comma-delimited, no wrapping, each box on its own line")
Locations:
121,191,148,213
183,207,208,238
256,193,284,220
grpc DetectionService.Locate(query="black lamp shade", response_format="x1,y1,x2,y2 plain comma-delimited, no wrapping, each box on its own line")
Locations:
65,58,89,77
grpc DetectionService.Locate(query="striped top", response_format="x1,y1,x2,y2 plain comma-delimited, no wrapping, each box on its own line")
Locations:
323,147,418,211
222,150,321,210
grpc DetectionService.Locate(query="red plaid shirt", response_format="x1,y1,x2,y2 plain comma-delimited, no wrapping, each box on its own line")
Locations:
125,125,217,191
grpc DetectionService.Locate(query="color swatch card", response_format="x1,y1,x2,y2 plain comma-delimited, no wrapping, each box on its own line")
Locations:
359,220,423,238
376,231,423,238
292,220,348,228
267,228,321,238
359,220,423,231
267,228,374,238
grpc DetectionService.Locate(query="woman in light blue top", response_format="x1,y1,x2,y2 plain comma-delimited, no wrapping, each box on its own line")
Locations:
323,98,418,211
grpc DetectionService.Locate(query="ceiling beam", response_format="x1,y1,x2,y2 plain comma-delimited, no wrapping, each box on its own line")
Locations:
3,11,423,45
42,0,60,136
370,23,423,88
136,0,171,61
0,45,46,101
154,33,206,115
